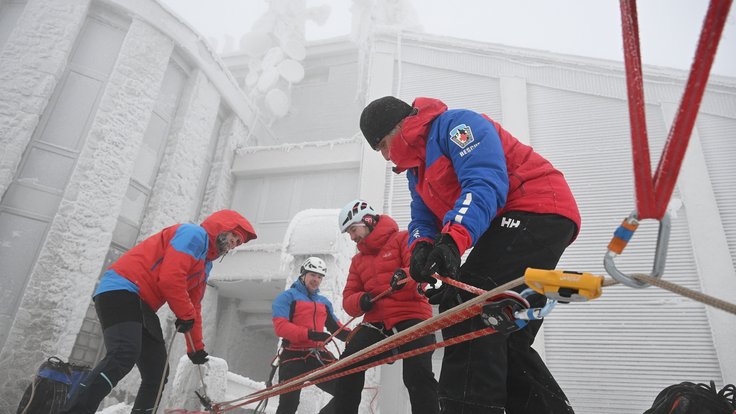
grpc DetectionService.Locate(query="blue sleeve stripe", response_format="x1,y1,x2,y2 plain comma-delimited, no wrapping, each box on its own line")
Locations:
170,224,208,259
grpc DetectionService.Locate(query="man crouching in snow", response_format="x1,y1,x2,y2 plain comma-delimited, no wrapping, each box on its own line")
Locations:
61,210,257,414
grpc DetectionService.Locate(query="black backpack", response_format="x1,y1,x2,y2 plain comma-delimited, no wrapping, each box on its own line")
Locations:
644,381,736,414
16,357,91,414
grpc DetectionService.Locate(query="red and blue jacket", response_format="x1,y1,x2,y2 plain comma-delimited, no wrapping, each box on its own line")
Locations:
390,97,581,254
343,215,433,329
272,280,348,350
98,210,256,352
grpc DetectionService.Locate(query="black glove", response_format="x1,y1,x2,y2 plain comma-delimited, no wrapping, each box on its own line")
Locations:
307,330,332,342
390,269,408,291
423,234,461,280
424,284,449,305
409,241,435,283
175,318,195,333
188,349,209,365
359,293,373,312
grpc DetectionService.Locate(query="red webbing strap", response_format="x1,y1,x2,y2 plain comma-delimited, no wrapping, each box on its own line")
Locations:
619,0,732,219
620,0,655,218
213,276,525,412
651,0,732,218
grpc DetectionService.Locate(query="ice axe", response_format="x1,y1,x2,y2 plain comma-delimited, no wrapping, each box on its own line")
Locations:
185,332,214,411
195,390,213,411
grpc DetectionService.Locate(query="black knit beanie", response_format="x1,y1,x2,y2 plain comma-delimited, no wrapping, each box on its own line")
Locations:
359,96,413,150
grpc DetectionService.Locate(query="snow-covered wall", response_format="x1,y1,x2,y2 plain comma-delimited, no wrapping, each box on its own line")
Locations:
0,16,173,407
139,69,220,238
0,0,261,410
0,0,89,197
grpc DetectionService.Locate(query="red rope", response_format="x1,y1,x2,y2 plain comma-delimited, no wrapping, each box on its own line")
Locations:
213,276,525,412
321,287,394,345
218,324,499,411
432,273,487,295
619,0,732,219
214,286,398,409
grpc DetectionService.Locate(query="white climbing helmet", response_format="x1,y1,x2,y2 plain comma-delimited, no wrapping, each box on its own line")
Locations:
338,199,377,233
300,256,327,277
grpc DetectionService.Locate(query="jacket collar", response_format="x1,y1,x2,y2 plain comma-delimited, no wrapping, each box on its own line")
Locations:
357,215,398,255
390,97,448,173
291,279,318,296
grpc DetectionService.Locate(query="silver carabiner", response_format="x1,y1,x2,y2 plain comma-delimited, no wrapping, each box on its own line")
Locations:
604,211,671,288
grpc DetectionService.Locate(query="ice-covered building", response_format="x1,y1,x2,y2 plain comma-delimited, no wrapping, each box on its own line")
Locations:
0,0,277,410
1,0,735,413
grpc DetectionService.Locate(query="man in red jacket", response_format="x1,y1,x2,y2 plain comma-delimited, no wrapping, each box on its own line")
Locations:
62,210,257,414
333,199,438,414
359,96,580,414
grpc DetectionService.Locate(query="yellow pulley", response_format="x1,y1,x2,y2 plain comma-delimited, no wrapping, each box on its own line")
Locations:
524,268,604,303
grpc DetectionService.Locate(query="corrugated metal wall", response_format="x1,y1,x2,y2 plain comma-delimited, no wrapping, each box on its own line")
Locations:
385,53,727,413
698,113,736,272
528,85,722,413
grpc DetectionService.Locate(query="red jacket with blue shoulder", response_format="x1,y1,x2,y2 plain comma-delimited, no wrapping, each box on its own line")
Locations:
108,210,256,352
342,215,433,329
272,280,348,350
390,97,581,254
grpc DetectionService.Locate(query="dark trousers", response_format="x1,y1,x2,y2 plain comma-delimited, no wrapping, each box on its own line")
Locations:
61,290,168,414
276,349,337,414
333,319,439,414
438,212,577,414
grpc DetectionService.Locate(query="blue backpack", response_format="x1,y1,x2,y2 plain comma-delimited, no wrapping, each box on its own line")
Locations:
16,357,91,414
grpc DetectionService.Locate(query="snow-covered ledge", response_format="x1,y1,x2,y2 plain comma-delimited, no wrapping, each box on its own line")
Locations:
232,137,362,177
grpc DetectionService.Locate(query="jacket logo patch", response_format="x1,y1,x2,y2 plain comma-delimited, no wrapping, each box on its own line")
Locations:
450,124,474,148
501,216,521,229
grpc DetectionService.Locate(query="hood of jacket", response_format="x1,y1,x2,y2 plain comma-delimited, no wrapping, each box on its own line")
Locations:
200,209,257,261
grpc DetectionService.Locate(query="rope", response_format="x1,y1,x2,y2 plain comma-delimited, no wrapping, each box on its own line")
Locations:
433,273,487,295
213,276,526,412
603,274,736,315
228,325,500,411
321,287,394,345
152,329,178,414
